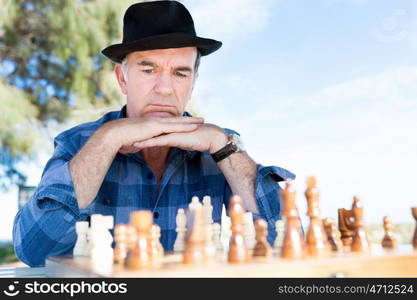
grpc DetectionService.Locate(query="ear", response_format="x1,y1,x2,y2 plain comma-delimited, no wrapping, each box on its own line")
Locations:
114,64,128,95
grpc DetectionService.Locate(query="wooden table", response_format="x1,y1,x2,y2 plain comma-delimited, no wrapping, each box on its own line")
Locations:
45,244,417,278
0,266,45,278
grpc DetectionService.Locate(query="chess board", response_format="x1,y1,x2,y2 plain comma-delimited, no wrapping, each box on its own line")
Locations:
45,245,417,278
52,179,416,278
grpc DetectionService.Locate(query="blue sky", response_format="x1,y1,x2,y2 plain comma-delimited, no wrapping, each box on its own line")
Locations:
2,0,417,240
184,0,417,228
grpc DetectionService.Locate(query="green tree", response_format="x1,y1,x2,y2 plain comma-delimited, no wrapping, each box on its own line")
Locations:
0,0,140,189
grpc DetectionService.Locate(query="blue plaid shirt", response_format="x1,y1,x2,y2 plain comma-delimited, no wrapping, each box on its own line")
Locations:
13,106,295,267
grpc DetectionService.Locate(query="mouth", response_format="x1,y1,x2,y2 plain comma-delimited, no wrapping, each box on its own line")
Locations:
144,111,174,117
143,104,178,117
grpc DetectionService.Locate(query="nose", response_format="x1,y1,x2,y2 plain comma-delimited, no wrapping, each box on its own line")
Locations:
154,70,173,96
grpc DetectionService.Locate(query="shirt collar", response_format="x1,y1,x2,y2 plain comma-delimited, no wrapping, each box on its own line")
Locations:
117,105,127,119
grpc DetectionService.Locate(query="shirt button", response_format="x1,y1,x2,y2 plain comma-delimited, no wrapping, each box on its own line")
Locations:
153,212,160,219
147,173,153,180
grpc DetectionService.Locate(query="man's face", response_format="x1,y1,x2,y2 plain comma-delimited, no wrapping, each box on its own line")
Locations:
115,47,198,118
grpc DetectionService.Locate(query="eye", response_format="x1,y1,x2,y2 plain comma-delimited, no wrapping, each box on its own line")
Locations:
175,71,188,78
142,69,154,74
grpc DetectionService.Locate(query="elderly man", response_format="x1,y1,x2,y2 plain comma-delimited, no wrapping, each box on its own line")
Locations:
13,1,294,267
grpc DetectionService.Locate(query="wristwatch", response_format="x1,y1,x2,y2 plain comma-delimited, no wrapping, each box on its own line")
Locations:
211,133,245,163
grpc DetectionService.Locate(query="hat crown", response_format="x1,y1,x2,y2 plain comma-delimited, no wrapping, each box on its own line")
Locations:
101,0,222,63
123,1,196,43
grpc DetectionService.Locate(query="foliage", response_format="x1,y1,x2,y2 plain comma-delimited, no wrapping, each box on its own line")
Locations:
0,243,18,264
366,223,414,245
0,0,139,189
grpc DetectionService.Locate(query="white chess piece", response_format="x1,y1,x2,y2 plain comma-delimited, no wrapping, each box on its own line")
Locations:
202,196,217,256
89,214,114,275
73,221,89,256
188,196,201,210
212,222,223,251
87,214,102,257
202,195,213,225
274,219,285,249
173,208,187,252
220,209,231,251
204,223,216,260
243,212,255,249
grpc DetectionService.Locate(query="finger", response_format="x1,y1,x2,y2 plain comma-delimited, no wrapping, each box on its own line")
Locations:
138,122,198,142
133,133,184,149
118,145,140,154
120,118,200,147
144,116,204,124
157,122,199,134
159,117,204,124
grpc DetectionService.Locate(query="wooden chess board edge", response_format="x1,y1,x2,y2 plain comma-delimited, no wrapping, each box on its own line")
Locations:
46,256,97,278
45,248,417,278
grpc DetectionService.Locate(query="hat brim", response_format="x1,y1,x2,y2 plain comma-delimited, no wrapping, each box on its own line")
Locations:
101,32,222,63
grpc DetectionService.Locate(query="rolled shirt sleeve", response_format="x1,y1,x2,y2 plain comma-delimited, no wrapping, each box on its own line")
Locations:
13,134,85,267
253,164,296,245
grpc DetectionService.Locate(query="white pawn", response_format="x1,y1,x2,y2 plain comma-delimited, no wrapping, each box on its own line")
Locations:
73,221,89,256
90,214,114,276
188,196,201,210
174,208,187,252
274,219,285,249
202,196,216,257
212,222,223,251
243,212,256,249
204,224,216,261
202,195,213,225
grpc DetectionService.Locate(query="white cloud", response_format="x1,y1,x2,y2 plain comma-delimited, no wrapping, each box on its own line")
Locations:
194,64,417,225
261,66,417,224
182,0,276,40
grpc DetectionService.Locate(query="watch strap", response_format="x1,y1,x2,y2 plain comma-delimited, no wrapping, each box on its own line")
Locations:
211,142,236,163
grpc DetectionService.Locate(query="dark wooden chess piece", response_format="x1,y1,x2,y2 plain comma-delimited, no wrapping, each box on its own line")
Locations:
323,218,343,252
305,177,330,256
412,207,417,250
252,218,272,258
338,206,355,247
280,180,305,259
351,196,370,252
228,195,250,263
381,216,398,249
125,210,152,270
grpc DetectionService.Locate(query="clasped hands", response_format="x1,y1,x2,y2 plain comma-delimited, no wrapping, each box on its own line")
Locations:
103,116,228,155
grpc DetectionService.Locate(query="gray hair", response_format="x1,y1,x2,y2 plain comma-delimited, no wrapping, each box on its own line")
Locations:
121,55,129,80
120,50,201,81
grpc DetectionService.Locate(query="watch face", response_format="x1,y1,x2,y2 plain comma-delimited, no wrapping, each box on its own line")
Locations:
231,134,244,152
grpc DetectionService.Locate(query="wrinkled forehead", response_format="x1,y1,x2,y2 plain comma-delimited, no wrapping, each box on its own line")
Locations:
124,47,198,68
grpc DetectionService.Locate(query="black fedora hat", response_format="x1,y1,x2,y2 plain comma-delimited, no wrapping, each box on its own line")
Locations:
101,1,222,63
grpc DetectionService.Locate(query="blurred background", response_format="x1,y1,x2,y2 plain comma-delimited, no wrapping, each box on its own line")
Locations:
1,0,416,265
